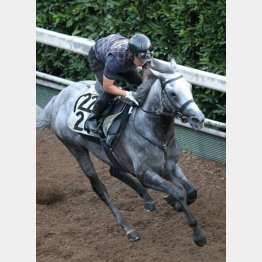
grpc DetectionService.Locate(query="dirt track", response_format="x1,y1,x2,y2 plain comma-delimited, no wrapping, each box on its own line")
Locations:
36,129,226,262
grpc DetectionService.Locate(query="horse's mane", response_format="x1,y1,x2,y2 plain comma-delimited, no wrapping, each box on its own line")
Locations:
134,58,176,104
148,58,175,74
134,78,156,104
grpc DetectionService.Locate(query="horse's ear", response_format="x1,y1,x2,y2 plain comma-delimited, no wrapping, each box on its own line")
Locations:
149,68,163,79
170,58,177,70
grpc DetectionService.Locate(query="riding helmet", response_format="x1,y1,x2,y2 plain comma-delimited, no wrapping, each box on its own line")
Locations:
128,33,153,60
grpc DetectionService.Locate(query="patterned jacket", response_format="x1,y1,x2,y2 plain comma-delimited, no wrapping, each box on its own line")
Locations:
93,34,136,79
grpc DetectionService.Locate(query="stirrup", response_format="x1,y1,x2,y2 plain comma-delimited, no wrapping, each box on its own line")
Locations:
84,119,98,133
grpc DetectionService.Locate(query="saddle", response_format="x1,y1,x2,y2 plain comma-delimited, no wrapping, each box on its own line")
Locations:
98,98,133,145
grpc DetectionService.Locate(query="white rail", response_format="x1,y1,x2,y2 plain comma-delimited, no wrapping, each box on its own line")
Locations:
36,27,95,55
177,65,226,92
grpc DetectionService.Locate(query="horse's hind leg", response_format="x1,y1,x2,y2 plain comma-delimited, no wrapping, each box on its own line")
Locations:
109,167,156,212
64,144,140,241
164,163,197,211
140,171,207,247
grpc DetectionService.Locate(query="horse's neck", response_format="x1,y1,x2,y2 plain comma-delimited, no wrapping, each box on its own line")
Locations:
143,79,163,112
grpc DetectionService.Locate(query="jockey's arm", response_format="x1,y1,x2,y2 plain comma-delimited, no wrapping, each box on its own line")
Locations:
102,75,128,97
102,55,129,97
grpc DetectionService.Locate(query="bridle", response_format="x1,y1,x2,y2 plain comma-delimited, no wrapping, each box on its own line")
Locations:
141,74,194,122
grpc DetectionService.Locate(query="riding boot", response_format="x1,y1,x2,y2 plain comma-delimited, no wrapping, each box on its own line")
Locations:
84,98,109,133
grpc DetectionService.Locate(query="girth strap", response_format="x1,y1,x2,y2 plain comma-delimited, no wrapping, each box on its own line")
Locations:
101,139,129,173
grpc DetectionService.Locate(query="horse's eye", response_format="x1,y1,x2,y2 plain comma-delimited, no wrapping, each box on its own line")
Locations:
171,92,177,97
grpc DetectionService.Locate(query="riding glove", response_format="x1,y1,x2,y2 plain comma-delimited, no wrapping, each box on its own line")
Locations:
125,91,139,105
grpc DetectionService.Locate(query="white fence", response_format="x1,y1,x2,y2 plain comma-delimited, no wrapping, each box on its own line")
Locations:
36,27,226,138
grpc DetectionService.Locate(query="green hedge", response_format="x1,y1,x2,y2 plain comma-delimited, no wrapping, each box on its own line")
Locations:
36,0,226,122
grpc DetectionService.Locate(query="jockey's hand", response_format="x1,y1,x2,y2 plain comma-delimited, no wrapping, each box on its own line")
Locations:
125,91,139,105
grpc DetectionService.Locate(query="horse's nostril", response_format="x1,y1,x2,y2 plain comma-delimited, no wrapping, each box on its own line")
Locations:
191,118,199,123
192,117,205,124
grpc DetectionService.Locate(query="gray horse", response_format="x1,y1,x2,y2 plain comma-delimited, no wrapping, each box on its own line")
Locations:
36,58,207,246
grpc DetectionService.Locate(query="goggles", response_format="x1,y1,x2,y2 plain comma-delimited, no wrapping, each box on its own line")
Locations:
134,51,153,61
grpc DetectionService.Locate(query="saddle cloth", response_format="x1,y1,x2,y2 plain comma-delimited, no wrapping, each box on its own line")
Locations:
67,85,133,147
67,84,99,137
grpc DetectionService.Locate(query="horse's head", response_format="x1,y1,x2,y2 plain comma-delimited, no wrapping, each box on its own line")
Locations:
146,58,205,130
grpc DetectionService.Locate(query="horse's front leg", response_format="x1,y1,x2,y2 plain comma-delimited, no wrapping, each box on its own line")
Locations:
164,163,197,211
139,170,207,247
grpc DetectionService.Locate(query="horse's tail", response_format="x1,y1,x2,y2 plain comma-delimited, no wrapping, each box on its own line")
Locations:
36,95,56,132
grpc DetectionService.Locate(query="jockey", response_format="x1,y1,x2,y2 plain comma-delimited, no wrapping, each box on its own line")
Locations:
84,33,154,133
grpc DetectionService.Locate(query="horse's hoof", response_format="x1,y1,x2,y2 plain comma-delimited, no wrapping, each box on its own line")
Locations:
163,195,183,212
163,195,176,205
194,237,207,247
187,189,197,205
144,201,156,213
164,191,197,212
192,227,207,247
127,230,141,242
